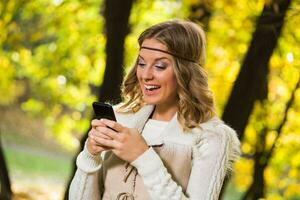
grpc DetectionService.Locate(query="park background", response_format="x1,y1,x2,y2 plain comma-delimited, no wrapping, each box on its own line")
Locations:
0,0,299,199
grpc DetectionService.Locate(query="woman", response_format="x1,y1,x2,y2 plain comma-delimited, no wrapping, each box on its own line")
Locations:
69,19,240,200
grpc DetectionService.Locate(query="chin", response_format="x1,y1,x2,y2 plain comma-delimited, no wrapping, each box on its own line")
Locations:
143,98,160,105
144,100,157,105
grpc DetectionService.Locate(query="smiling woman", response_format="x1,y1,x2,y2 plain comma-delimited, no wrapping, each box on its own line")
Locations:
69,19,240,200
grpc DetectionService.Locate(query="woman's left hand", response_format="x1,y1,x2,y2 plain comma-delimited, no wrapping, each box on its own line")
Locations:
93,119,149,163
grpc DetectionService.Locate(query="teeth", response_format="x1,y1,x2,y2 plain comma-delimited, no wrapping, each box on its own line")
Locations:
145,85,160,90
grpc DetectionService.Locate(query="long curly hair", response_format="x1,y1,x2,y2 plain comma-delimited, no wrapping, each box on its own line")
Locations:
118,19,216,131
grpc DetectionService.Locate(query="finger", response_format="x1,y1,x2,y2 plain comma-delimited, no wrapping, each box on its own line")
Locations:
96,126,120,141
91,119,106,128
94,144,111,151
100,119,124,132
90,128,112,140
89,129,111,144
94,127,113,139
89,143,110,154
88,134,112,150
93,136,119,149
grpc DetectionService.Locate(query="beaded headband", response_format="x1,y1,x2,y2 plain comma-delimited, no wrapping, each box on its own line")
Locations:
140,46,198,63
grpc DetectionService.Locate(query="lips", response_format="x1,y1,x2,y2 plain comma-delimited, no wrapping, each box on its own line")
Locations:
144,84,161,91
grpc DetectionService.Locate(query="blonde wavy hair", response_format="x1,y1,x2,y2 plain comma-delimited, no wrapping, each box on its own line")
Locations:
118,19,216,131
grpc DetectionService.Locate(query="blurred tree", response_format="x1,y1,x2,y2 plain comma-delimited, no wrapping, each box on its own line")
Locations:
0,133,12,200
98,0,134,103
188,0,212,30
219,0,292,199
0,0,106,149
241,76,299,200
222,0,292,140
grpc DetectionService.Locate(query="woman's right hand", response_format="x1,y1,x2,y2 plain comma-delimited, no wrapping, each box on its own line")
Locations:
86,119,112,155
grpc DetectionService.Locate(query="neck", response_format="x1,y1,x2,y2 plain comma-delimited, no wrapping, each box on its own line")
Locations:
151,103,177,121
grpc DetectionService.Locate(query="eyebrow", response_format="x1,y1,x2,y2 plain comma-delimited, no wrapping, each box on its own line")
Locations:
140,46,197,63
138,55,170,62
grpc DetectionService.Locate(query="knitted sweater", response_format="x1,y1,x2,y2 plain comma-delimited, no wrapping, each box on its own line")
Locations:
69,105,240,200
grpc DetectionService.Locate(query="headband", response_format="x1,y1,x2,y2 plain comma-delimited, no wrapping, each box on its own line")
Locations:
140,46,198,63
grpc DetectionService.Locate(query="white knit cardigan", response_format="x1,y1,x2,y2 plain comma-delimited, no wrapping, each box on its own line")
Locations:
69,105,240,200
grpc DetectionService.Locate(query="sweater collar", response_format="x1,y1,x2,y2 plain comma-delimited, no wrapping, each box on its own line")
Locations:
133,104,155,133
115,104,221,145
131,105,180,145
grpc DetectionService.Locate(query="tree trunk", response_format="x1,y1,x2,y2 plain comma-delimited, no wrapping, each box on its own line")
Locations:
63,0,134,199
0,132,12,200
221,0,292,141
252,162,266,200
220,0,292,199
242,75,299,200
98,0,134,103
188,0,212,30
241,159,266,200
241,127,267,200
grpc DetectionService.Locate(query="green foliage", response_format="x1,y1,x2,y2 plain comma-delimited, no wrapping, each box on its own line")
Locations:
0,0,104,149
206,0,265,115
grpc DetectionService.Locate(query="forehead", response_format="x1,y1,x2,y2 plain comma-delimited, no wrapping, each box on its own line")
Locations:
139,39,172,60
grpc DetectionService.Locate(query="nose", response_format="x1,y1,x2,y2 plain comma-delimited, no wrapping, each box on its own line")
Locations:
141,65,154,81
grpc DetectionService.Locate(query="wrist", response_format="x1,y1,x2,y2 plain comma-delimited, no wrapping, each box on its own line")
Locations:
87,145,100,156
135,144,149,161
127,145,149,163
131,147,164,176
138,145,150,158
76,145,102,173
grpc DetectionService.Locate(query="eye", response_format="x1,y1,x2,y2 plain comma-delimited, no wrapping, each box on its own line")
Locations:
155,62,167,70
137,61,146,68
136,59,146,67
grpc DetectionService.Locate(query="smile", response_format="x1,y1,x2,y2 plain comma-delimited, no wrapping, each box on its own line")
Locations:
144,84,161,91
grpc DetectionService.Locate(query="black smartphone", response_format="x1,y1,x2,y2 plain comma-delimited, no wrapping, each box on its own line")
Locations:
92,102,116,121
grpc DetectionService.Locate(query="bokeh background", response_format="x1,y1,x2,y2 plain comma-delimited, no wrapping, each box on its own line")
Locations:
0,0,299,199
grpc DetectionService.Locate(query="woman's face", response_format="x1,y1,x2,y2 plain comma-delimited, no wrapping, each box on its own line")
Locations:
136,38,178,108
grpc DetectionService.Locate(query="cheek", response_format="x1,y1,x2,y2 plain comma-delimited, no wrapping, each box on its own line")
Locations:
170,78,178,94
136,69,142,82
164,73,178,93
171,74,178,87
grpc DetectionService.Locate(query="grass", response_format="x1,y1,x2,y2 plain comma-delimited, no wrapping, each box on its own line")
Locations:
1,131,75,200
0,107,77,199
3,146,72,179
1,127,75,180
222,180,244,200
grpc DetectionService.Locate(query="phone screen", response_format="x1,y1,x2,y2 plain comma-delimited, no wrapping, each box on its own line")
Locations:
92,102,116,121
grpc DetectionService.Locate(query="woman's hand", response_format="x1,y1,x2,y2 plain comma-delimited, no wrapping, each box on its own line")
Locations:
90,119,149,163
86,119,112,155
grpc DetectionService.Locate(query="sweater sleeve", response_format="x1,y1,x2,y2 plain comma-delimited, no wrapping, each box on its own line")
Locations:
131,147,189,200
131,124,240,200
186,124,240,200
68,142,104,200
